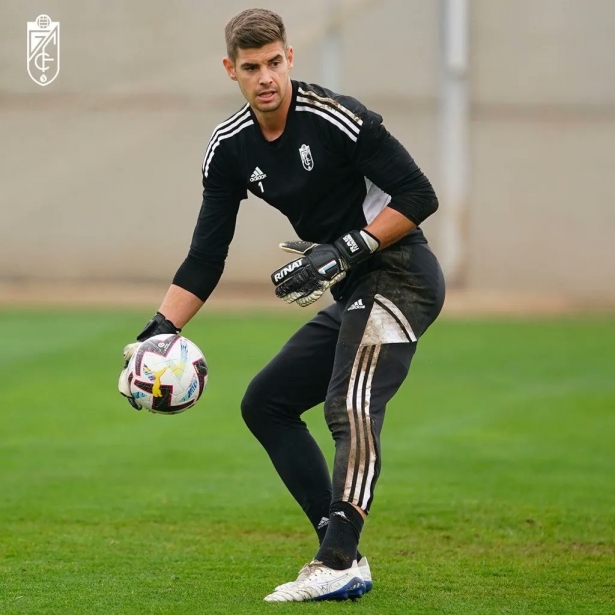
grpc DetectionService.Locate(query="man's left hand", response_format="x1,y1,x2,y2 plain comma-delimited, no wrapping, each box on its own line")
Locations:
271,230,379,307
118,342,143,409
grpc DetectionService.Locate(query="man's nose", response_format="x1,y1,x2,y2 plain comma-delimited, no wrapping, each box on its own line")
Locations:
258,68,273,84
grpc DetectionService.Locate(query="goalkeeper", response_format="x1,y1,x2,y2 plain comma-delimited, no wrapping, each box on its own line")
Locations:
119,7,445,603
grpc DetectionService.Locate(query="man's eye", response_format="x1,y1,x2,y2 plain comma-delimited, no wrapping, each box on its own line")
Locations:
272,61,281,67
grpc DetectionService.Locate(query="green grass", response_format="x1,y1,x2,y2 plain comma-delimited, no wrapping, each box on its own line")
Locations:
0,309,614,614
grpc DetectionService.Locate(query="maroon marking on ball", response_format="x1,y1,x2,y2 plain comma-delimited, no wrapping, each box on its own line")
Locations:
134,335,180,374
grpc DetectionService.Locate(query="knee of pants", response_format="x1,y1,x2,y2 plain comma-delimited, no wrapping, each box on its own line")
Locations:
241,371,293,431
323,396,349,438
240,377,265,430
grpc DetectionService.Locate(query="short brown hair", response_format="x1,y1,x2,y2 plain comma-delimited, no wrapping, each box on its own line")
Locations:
225,9,287,63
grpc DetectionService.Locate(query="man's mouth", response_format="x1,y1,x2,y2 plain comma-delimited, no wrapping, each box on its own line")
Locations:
257,90,276,101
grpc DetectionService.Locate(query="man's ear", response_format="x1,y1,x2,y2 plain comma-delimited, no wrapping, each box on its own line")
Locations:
286,46,294,71
222,57,237,81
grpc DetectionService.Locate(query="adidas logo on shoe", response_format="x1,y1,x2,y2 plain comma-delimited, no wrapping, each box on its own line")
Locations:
347,299,365,311
317,517,329,529
250,166,267,182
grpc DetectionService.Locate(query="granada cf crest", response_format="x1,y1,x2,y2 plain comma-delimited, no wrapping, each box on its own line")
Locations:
27,15,60,86
299,144,314,171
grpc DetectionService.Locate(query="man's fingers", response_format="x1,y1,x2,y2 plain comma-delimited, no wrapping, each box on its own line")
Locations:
277,277,327,306
118,368,132,398
123,342,141,362
279,240,318,256
119,347,143,410
296,290,324,307
271,257,306,286
272,242,346,308
275,273,319,299
124,395,143,410
282,291,303,303
118,367,143,410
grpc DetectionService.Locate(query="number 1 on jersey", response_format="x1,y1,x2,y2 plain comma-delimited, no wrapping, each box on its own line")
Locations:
258,181,264,193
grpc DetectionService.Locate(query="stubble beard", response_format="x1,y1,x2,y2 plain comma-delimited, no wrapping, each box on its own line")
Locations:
253,90,283,114
253,80,291,115
254,99,282,114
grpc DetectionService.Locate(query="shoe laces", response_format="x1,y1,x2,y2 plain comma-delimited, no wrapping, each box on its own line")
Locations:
301,560,348,581
302,560,323,575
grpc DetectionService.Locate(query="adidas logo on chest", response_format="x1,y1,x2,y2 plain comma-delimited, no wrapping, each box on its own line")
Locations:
250,167,267,182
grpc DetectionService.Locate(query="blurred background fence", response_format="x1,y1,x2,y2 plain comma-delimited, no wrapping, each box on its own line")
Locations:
1,0,614,305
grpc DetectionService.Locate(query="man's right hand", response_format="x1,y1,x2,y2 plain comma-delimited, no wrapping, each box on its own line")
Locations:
118,312,181,410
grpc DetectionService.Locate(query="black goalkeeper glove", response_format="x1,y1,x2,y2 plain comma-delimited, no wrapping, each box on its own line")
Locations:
117,312,180,410
271,229,380,307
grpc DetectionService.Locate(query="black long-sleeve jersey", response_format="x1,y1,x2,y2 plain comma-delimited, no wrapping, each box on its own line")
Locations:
173,80,438,302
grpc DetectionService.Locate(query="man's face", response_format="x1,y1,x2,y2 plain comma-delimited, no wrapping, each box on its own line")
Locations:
223,42,294,114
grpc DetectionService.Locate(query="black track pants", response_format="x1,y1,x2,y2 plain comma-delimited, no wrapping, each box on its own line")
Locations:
241,243,445,517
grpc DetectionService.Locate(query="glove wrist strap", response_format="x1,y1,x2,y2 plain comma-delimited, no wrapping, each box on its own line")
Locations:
136,312,180,342
358,229,380,253
333,229,380,269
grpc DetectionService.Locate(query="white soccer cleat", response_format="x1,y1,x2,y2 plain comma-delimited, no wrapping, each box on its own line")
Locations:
358,556,373,593
274,561,313,592
264,560,366,602
275,556,374,594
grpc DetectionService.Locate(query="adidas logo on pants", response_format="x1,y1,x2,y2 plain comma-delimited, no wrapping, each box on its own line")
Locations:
348,299,365,311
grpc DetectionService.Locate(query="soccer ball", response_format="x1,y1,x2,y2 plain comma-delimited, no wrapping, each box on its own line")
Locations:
127,334,208,414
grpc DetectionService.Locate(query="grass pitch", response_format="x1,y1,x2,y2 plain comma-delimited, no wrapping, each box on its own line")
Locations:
0,309,613,614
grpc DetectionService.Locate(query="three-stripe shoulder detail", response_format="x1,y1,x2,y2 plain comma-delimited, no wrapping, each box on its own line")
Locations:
296,87,363,142
202,104,253,178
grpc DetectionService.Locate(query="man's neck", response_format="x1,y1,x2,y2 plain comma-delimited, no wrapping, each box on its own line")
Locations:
253,80,293,142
